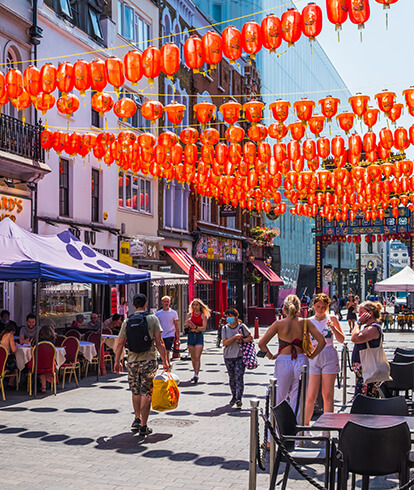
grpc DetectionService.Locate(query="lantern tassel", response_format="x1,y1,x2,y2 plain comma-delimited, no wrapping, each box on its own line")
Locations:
386,12,389,30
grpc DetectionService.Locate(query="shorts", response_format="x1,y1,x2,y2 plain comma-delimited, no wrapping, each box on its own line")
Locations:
187,331,204,347
309,346,340,375
163,336,174,351
127,359,158,396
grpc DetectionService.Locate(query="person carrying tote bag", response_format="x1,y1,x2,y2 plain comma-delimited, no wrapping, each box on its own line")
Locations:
351,300,391,398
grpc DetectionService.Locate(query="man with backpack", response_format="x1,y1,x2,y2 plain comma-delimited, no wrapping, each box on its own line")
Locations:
114,293,169,436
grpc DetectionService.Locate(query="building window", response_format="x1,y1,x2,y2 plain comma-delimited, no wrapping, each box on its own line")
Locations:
368,241,373,254
59,158,70,217
212,3,222,22
119,90,151,131
91,90,102,128
227,216,236,229
89,8,104,40
91,168,100,222
200,196,211,223
118,1,150,50
118,170,152,214
163,179,189,231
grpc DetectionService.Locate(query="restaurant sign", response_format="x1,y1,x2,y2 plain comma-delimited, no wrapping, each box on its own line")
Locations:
195,234,242,262
0,192,32,229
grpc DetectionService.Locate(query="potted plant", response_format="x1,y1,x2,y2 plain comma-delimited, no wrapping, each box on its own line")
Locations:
245,271,262,285
250,226,280,247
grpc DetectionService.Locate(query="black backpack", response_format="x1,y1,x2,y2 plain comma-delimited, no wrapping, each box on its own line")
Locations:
126,312,152,353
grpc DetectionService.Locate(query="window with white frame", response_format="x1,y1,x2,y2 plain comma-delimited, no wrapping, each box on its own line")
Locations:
227,216,236,229
118,1,150,50
200,196,211,223
118,90,151,131
118,170,152,214
163,179,189,231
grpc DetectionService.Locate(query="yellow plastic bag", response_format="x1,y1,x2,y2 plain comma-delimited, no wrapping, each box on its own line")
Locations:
152,371,180,412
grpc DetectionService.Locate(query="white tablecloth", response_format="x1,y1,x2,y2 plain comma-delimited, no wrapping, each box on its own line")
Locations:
102,334,119,351
78,341,97,362
15,345,66,371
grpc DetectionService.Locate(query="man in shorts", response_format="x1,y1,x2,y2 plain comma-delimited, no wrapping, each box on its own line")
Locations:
155,296,180,362
114,293,169,436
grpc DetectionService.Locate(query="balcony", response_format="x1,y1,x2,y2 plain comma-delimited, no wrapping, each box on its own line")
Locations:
0,114,49,182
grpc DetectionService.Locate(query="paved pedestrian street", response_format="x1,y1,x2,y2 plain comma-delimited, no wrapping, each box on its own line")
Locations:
0,324,412,489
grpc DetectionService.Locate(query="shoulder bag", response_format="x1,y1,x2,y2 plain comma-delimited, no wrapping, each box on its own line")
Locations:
238,324,258,369
302,318,314,357
359,327,392,384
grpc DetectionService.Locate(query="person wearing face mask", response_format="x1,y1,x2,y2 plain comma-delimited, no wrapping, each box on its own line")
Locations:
0,310,18,336
221,308,253,408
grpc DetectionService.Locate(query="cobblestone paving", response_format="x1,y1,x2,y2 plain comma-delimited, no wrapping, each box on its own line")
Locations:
0,323,412,489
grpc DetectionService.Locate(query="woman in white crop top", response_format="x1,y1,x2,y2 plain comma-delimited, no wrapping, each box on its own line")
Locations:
304,293,345,426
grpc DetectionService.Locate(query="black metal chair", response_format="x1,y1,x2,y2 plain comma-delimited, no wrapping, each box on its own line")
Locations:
394,347,414,356
334,421,411,490
394,352,414,364
387,361,414,400
270,401,331,490
351,394,408,416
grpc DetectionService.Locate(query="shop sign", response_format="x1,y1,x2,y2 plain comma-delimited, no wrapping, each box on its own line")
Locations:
68,227,118,259
220,204,236,217
0,192,31,229
315,236,323,292
323,265,333,283
129,240,159,260
196,234,242,262
119,240,132,266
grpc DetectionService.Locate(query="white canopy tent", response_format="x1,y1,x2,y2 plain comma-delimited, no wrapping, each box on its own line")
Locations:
375,266,414,292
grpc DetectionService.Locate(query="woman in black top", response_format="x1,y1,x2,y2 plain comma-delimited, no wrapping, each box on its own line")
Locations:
351,301,383,398
346,295,357,332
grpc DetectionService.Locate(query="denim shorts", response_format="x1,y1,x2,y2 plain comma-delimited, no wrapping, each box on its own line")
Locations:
309,346,340,375
187,331,204,347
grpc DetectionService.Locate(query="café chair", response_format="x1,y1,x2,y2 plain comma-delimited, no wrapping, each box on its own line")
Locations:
83,331,94,341
351,394,408,416
60,337,80,389
65,329,82,340
102,327,112,335
387,361,414,400
27,342,57,396
333,421,411,490
84,333,113,376
55,335,66,347
393,352,414,364
395,347,414,356
270,401,331,490
0,345,20,400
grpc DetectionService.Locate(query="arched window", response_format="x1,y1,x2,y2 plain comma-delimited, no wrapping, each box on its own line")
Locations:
163,14,171,43
5,47,20,119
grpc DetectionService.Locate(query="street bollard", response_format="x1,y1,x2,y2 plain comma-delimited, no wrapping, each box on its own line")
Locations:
342,342,348,407
269,378,277,486
249,399,260,490
254,316,259,339
299,364,308,428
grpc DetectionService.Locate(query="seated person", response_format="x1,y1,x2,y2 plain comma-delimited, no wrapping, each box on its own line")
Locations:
70,314,85,330
103,314,123,334
0,323,17,387
39,325,56,344
19,313,40,345
0,309,18,336
87,313,101,331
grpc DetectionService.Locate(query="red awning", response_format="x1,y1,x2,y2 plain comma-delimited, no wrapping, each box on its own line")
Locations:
164,247,213,284
252,259,284,286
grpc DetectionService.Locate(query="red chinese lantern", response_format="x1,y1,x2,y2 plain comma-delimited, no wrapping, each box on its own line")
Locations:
349,133,362,155
91,92,114,116
41,129,54,151
164,100,186,126
90,58,107,93
57,94,80,118
363,131,377,153
319,96,340,122
363,107,380,130
326,0,348,32
124,51,143,85
200,128,220,146
180,127,199,145
35,92,55,114
287,140,301,161
225,125,245,143
138,132,157,149
302,3,323,44
269,99,290,123
222,26,242,63
349,93,370,119
159,43,179,79
184,37,204,73
242,21,262,59
142,46,161,85
308,115,325,137
248,124,268,142
194,101,215,127
303,139,317,161
82,133,97,149
288,121,305,141
113,98,137,122
56,62,74,96
40,64,56,95
141,100,164,124
52,131,66,154
388,103,404,123
96,132,115,146
93,144,106,160
317,137,330,159
6,68,23,100
23,66,41,99
348,0,370,30
220,100,242,126
336,112,356,134
73,59,91,96
243,100,264,124
105,56,124,94
11,91,31,122
394,127,409,152
261,15,282,52
293,98,315,123
379,127,394,149
331,135,345,157
375,90,396,115
268,123,288,140
281,9,302,47
402,86,414,110
158,131,177,147
202,31,222,69
64,132,81,156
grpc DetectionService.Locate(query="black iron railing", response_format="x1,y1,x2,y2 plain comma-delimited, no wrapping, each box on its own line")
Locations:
0,114,45,163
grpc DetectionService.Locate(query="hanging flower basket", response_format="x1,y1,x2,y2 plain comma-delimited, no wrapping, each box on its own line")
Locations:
245,271,262,285
250,226,280,246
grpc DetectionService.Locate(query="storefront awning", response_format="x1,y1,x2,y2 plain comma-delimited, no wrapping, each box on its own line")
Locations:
149,269,189,287
252,259,284,286
164,247,213,284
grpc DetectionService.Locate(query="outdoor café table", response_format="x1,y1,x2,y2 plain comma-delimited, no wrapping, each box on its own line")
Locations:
78,341,97,362
312,412,414,433
15,344,66,371
102,334,119,351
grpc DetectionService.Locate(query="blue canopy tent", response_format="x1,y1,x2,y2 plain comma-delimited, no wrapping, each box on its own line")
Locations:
0,218,151,395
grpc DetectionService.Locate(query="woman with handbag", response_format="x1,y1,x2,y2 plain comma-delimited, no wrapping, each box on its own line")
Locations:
222,308,253,409
304,293,345,426
258,294,326,415
351,301,389,398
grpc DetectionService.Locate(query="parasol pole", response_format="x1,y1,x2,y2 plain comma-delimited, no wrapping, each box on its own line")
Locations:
33,278,41,397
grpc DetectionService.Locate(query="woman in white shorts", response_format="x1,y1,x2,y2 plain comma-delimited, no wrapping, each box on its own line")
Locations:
304,293,345,426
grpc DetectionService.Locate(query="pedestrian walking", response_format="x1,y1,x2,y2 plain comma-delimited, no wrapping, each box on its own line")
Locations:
330,295,342,320
258,294,326,416
221,308,253,409
304,293,345,426
114,293,169,436
184,298,210,384
346,295,358,333
155,296,180,363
